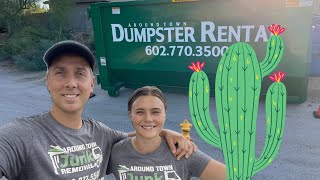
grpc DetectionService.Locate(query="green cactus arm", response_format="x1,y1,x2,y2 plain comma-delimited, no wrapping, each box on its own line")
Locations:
260,35,284,77
189,71,221,148
252,82,286,176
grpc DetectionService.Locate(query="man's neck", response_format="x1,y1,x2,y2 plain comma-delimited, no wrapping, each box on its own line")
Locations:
50,108,83,129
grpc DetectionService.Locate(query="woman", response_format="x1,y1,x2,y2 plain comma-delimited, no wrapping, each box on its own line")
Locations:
107,86,226,180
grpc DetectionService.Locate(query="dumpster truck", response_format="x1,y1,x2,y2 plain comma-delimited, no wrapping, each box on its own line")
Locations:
88,0,313,103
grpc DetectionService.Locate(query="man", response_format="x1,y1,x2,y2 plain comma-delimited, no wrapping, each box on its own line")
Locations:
0,41,195,180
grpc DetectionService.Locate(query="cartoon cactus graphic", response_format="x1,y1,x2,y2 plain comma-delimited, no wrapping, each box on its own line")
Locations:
188,24,287,180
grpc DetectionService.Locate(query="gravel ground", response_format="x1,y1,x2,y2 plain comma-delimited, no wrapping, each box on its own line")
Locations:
0,60,320,180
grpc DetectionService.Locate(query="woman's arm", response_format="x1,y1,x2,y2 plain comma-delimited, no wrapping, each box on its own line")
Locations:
200,159,226,180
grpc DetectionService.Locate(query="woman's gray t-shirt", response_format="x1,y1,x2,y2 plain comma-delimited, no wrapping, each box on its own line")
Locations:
108,137,211,180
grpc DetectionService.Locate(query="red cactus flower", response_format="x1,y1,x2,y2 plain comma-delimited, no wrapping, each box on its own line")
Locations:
268,24,285,36
188,61,205,72
269,71,286,82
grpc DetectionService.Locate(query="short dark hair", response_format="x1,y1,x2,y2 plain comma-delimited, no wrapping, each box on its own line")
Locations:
128,86,167,112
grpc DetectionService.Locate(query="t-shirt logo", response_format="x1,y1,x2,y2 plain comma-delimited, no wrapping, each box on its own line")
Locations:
47,142,103,175
117,165,182,180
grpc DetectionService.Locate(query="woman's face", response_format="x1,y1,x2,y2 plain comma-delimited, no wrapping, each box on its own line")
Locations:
129,95,166,140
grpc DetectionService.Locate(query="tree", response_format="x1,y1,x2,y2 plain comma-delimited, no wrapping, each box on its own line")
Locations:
46,0,74,40
0,0,43,34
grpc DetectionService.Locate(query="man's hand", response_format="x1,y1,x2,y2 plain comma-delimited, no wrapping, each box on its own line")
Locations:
160,129,197,160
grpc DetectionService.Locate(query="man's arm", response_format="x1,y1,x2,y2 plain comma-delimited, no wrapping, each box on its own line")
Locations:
0,121,31,179
127,129,197,160
127,132,135,137
160,129,197,160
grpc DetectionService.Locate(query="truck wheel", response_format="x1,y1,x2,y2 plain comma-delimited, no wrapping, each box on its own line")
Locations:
108,90,120,97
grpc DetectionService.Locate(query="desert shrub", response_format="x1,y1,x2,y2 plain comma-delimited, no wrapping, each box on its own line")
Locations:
69,32,95,52
2,26,57,70
2,25,96,71
3,26,55,55
12,39,55,71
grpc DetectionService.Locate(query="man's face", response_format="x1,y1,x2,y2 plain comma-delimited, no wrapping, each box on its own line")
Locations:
46,55,94,114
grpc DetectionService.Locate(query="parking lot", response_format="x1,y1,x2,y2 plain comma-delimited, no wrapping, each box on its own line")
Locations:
311,14,320,76
1,58,320,179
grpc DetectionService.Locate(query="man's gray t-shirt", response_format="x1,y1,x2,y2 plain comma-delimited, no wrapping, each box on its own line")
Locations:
0,112,127,180
108,137,211,180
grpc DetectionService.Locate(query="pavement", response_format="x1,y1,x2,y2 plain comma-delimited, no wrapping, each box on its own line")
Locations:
0,59,320,180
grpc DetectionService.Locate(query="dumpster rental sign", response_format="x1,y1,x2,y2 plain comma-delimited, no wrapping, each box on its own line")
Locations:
110,21,272,58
